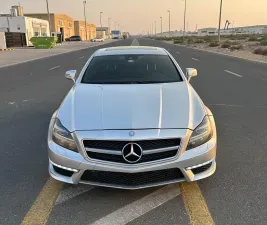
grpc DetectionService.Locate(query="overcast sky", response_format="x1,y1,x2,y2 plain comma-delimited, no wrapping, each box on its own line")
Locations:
0,0,266,34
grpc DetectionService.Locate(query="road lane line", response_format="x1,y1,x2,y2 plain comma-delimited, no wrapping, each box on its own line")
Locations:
131,39,139,46
176,52,180,54
21,178,63,225
56,184,94,205
192,58,199,61
79,56,85,59
224,70,242,77
48,65,60,71
90,183,181,225
180,182,215,225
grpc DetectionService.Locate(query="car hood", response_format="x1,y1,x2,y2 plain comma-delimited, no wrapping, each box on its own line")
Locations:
58,82,206,131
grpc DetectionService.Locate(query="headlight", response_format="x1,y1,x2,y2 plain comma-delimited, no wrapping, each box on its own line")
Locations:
52,118,77,152
186,116,212,150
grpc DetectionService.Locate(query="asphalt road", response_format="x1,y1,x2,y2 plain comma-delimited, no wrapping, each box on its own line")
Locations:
1,38,267,225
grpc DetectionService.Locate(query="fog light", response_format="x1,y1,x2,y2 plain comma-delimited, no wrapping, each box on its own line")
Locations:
186,159,213,170
50,160,79,172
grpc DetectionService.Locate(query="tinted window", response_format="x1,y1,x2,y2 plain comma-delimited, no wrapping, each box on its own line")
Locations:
81,54,182,84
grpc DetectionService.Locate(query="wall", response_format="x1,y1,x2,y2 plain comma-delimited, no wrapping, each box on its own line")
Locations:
25,17,50,46
0,16,50,46
0,32,6,49
54,14,74,39
25,13,74,38
0,16,26,33
74,21,96,40
96,31,106,39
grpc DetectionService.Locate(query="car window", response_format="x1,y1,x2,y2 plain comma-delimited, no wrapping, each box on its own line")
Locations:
81,54,182,84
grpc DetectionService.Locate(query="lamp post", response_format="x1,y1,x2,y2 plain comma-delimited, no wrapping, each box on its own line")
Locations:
160,17,163,36
83,1,88,40
152,23,154,36
108,17,111,37
100,12,103,38
154,21,156,36
100,12,103,28
218,0,223,42
114,21,116,30
183,0,187,37
167,10,171,36
46,0,51,35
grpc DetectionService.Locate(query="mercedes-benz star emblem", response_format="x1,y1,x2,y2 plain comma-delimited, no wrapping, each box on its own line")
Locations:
122,143,143,163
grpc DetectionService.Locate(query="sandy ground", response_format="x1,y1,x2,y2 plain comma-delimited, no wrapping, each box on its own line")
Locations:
164,40,267,63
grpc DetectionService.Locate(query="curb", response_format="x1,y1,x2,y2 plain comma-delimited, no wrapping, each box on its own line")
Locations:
0,48,14,51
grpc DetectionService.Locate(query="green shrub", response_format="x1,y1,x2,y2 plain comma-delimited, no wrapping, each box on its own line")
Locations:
229,35,248,40
221,43,231,48
203,36,217,42
209,42,219,47
253,48,267,55
248,36,258,41
187,38,194,44
173,39,183,44
260,40,267,46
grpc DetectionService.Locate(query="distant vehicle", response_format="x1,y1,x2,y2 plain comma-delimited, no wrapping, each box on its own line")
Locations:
92,38,104,42
48,46,217,189
111,30,121,39
67,36,82,42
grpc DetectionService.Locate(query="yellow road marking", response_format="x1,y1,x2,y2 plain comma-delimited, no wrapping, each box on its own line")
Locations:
21,178,63,225
180,182,215,225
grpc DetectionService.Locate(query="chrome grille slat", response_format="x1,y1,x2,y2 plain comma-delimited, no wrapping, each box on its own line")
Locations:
85,147,122,155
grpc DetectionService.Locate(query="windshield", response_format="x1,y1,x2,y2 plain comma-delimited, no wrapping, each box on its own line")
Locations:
81,54,182,84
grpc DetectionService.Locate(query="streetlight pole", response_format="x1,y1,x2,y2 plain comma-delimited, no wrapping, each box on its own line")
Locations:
155,21,157,36
108,17,111,38
183,0,187,37
167,10,171,37
218,0,223,42
46,0,51,35
152,23,154,36
100,12,103,38
83,1,88,40
114,22,116,30
100,12,103,28
160,17,163,36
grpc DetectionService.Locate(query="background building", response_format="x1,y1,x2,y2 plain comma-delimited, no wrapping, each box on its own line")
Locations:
96,27,109,39
25,13,74,40
0,15,49,46
74,21,96,40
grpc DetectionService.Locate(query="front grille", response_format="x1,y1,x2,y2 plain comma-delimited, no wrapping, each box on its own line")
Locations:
80,169,184,187
83,138,180,164
192,162,212,174
83,139,181,151
87,150,178,164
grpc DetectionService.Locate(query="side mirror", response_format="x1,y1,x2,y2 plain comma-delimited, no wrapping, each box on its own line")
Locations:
65,70,77,82
186,68,198,82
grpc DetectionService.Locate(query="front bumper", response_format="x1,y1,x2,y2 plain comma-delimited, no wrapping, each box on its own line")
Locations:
48,116,217,190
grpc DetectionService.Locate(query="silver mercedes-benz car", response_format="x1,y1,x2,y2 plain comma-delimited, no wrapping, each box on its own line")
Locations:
48,46,217,189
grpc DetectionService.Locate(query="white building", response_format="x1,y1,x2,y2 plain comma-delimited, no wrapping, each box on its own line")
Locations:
0,15,50,46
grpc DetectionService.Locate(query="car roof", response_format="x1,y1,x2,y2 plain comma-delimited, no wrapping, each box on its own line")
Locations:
94,46,168,56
